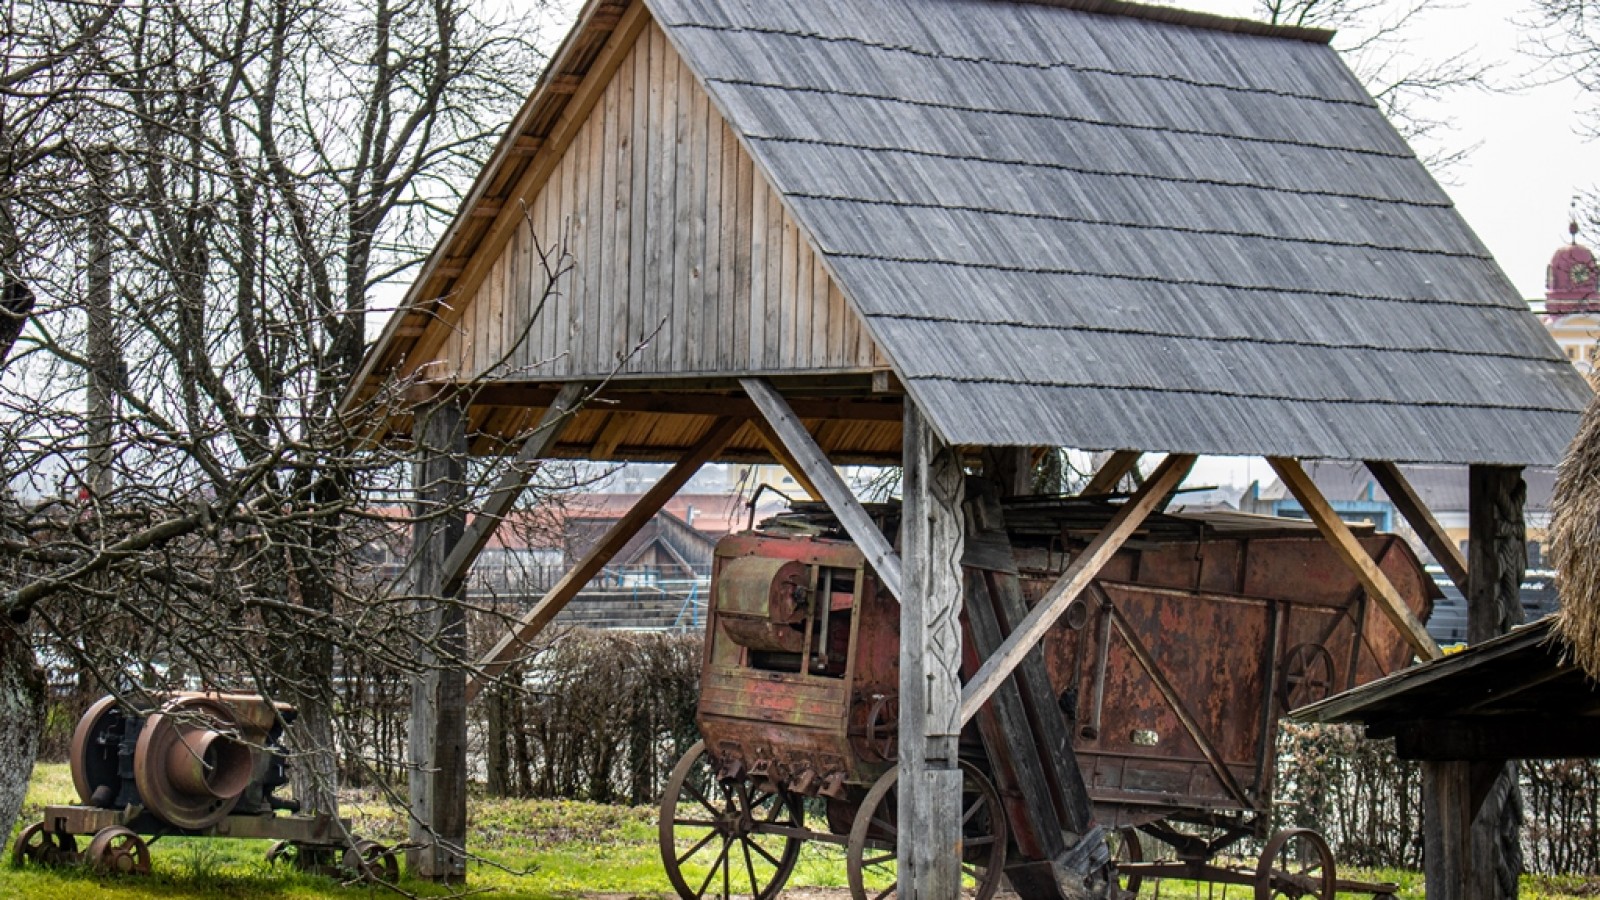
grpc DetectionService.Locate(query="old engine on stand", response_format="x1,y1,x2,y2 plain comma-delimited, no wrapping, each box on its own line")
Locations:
11,692,397,881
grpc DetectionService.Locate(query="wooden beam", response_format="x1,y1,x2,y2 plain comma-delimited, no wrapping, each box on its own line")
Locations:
1366,460,1469,594
589,410,635,460
1081,450,1141,496
464,415,743,702
741,378,902,599
747,414,822,500
436,383,585,598
469,382,905,422
898,402,965,900
959,453,1195,725
1393,716,1600,759
408,398,468,883
1268,457,1442,661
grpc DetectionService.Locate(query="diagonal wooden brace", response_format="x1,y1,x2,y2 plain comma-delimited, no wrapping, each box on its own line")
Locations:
465,416,745,701
741,377,903,599
439,382,587,598
1269,457,1442,661
959,453,1196,725
1365,460,1470,596
1081,450,1142,496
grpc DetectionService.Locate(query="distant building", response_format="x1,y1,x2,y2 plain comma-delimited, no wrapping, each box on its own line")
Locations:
1533,221,1600,376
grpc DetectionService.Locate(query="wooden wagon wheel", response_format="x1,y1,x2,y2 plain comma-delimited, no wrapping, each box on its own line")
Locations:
1279,643,1336,710
86,826,151,876
11,822,78,868
1255,827,1335,900
657,740,804,900
846,761,1007,900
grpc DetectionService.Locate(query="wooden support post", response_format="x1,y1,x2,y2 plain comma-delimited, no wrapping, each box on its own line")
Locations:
1468,466,1526,644
959,454,1195,725
464,416,743,701
408,398,469,883
980,446,1033,498
898,403,965,900
1081,450,1141,496
438,382,585,598
1267,457,1442,661
741,378,903,598
1419,464,1525,900
1366,460,1470,595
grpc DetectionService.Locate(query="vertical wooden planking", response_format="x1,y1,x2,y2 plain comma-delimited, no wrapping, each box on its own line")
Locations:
627,33,651,374
579,109,598,374
717,121,738,369
683,59,708,372
586,78,607,377
790,229,812,366
747,164,769,370
703,105,725,371
598,60,620,378
614,41,638,370
732,127,753,370
763,183,784,368
647,24,673,372
825,265,847,367
538,158,559,374
670,50,695,371
812,250,832,366
778,198,799,367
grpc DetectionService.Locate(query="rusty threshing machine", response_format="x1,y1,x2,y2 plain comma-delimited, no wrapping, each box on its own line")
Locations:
657,491,1432,900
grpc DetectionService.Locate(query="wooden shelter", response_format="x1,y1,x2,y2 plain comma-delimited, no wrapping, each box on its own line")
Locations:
1295,618,1600,898
340,0,1591,894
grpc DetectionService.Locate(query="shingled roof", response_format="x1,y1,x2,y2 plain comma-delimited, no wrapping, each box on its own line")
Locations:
349,0,1590,466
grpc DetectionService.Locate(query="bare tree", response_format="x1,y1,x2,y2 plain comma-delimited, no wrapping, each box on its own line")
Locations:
0,0,556,842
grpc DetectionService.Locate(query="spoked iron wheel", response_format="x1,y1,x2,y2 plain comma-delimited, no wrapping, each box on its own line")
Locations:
846,761,1007,900
658,740,804,900
1255,827,1335,900
1107,827,1144,895
86,826,151,875
342,839,400,884
11,822,77,868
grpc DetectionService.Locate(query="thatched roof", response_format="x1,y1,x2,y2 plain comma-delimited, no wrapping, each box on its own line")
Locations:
1551,388,1600,679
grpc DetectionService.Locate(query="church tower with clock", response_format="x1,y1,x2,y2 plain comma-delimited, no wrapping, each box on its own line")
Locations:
1539,221,1600,377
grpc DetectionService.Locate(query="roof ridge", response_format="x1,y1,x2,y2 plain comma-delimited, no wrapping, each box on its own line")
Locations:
997,0,1334,44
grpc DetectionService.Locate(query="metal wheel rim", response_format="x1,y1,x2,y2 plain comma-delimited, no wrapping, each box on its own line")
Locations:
658,740,804,900
11,822,49,867
87,826,151,876
1254,827,1335,900
343,839,399,883
845,761,1008,900
1109,826,1144,894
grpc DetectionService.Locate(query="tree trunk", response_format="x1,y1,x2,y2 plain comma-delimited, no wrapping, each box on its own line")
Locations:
0,620,44,840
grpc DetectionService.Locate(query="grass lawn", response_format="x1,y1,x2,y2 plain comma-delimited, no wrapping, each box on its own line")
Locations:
4,763,1596,899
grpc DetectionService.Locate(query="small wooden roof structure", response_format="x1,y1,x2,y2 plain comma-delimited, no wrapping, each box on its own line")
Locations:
343,0,1588,466
1294,618,1600,759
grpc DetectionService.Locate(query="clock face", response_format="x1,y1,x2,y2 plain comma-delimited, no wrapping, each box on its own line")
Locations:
1574,263,1594,285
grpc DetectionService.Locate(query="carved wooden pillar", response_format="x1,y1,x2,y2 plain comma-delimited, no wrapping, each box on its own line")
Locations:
407,397,469,883
898,404,965,900
1422,465,1525,899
